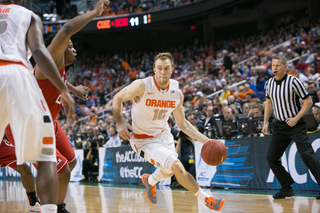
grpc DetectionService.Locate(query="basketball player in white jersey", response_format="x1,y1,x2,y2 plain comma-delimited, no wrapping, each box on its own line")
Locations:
113,53,225,211
0,1,75,213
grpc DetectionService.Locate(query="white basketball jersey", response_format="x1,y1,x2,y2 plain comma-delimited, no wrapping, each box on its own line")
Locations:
0,4,32,69
132,76,181,137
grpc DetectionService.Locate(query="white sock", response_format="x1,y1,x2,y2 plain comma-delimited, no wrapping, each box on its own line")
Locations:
148,174,158,186
194,188,210,203
41,204,57,213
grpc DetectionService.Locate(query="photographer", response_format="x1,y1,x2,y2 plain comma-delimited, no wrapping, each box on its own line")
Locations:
81,139,99,182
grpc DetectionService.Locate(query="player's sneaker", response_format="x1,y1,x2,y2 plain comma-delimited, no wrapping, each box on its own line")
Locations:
316,192,320,200
205,196,225,211
57,203,70,213
141,173,157,204
29,202,40,213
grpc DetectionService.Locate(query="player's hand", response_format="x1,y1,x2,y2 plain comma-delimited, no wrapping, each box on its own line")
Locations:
117,123,133,140
60,91,75,121
262,123,269,135
94,0,110,16
285,117,297,127
74,85,90,100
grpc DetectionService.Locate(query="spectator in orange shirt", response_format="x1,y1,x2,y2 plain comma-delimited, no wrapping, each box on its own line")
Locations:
120,58,130,71
127,67,139,82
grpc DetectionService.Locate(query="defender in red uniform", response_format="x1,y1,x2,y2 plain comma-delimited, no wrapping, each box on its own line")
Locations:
4,1,110,213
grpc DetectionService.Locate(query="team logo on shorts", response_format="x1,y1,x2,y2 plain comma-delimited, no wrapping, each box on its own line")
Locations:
40,99,47,111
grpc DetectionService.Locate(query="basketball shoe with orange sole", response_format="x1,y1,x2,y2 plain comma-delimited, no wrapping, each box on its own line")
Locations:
141,174,157,204
205,196,225,211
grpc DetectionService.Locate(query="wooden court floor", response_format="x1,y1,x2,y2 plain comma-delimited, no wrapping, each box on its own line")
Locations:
0,181,319,213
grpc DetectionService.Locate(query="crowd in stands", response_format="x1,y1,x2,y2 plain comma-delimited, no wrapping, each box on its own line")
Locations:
53,18,320,154
34,0,203,21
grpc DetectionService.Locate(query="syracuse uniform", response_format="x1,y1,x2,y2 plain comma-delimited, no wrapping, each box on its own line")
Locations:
0,4,55,164
130,76,180,173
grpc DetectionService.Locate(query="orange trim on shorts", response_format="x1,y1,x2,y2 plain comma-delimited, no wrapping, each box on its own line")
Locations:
134,144,139,153
0,60,26,67
42,137,54,145
150,159,155,165
133,130,164,139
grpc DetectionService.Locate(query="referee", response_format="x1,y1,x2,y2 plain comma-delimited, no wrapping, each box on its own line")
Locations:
262,55,320,199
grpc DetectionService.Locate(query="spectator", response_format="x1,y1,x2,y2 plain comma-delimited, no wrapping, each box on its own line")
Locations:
242,102,250,116
186,113,204,133
312,103,320,125
294,69,308,83
295,57,308,72
103,126,121,147
251,104,264,117
315,57,320,73
222,50,232,73
223,107,235,121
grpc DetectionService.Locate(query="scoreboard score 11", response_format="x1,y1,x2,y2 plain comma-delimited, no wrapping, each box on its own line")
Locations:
43,14,152,34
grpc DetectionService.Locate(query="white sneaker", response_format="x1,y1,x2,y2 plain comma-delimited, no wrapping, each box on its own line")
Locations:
29,202,41,213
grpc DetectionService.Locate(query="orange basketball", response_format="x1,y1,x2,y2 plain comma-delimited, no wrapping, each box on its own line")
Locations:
201,140,227,166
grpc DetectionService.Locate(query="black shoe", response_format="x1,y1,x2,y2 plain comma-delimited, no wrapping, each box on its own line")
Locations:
316,192,320,199
273,186,295,199
57,203,70,213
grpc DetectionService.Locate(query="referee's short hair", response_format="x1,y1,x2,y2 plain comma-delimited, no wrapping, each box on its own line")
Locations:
272,55,287,65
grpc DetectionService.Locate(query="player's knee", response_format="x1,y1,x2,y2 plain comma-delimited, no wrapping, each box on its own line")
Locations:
15,163,32,176
171,160,186,175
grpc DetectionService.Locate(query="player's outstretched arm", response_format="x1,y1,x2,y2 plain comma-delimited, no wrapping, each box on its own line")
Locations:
47,0,110,66
113,80,145,140
173,91,209,144
27,13,75,119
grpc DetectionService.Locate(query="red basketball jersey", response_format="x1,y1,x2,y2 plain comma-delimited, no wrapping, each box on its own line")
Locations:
36,66,67,119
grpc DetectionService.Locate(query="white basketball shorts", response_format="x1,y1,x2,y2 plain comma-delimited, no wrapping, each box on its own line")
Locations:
130,128,178,173
0,64,56,164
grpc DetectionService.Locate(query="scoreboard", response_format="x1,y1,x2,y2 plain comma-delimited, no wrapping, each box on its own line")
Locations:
43,14,152,34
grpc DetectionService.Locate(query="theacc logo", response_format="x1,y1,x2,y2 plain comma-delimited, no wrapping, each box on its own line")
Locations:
267,139,320,184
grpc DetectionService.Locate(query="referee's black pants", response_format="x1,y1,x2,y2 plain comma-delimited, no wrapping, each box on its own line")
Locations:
266,118,320,188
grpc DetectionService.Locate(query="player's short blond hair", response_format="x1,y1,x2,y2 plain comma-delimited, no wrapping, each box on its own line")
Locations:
154,52,174,67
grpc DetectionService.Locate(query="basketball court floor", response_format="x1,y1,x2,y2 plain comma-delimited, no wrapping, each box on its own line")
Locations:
0,180,319,213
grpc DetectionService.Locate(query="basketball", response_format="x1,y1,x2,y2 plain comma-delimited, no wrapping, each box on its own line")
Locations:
201,140,227,166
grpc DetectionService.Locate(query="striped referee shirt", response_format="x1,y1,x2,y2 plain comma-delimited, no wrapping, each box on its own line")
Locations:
264,74,309,121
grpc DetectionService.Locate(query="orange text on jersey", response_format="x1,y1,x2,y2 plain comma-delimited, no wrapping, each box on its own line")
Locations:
0,8,10,13
145,99,176,108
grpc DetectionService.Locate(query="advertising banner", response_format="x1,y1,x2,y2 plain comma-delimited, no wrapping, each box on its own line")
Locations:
100,146,155,184
194,132,320,190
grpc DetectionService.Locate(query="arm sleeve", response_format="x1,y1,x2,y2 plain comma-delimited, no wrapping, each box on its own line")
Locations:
264,80,270,99
292,78,309,100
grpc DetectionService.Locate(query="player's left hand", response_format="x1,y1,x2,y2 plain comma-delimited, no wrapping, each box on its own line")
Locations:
285,117,297,127
74,85,90,100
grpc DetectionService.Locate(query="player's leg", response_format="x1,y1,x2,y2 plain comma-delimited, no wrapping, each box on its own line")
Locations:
54,120,77,171
6,66,58,212
33,149,70,213
0,138,40,211
14,163,41,211
56,151,71,213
